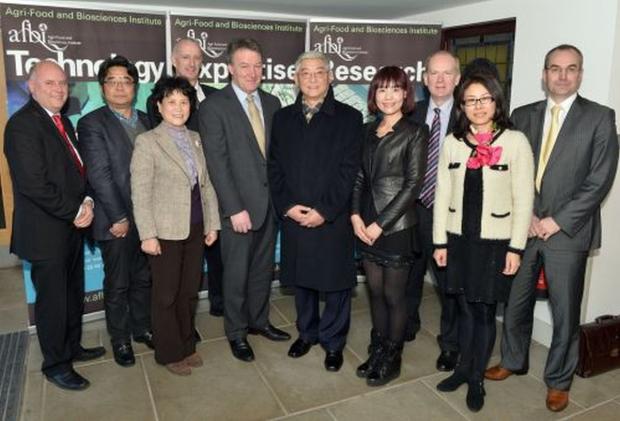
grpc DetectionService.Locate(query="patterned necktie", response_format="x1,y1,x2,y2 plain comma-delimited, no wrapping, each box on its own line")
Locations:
419,108,441,207
52,114,85,177
246,94,266,157
535,105,562,192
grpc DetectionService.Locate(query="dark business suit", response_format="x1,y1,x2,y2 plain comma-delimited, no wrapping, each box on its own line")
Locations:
4,99,87,376
147,83,224,312
199,83,281,340
500,95,618,390
77,107,152,346
406,99,459,352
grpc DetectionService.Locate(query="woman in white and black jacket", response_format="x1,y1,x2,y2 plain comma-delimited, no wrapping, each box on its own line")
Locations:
432,73,534,412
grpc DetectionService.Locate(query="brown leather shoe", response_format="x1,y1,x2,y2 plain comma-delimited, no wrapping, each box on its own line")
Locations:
184,352,203,368
484,365,513,380
546,388,569,412
165,361,191,376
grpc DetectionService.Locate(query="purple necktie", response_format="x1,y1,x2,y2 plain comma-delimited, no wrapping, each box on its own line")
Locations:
419,108,441,207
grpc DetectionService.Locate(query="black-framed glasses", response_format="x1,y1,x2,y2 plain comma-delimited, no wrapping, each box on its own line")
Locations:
462,96,495,107
104,79,135,88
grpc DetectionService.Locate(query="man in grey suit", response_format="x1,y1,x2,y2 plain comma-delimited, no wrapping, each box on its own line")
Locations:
78,56,153,367
485,44,618,412
199,38,290,362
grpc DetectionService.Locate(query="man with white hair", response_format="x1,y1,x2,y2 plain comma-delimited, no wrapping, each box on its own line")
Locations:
268,51,362,372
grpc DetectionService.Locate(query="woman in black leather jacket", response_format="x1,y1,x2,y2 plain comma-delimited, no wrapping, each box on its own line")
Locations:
351,66,428,386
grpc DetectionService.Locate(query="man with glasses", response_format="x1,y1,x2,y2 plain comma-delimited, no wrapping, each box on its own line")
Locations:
78,56,154,367
268,51,362,372
485,44,618,412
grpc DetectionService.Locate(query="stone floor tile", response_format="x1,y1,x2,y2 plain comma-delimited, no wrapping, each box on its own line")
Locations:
564,400,620,420
44,358,154,421
251,326,369,413
423,372,582,420
328,380,467,421
144,340,285,421
19,371,44,421
271,408,335,420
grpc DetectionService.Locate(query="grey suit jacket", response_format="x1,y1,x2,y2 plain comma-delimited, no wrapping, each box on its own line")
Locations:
130,123,220,241
198,84,281,229
511,95,618,251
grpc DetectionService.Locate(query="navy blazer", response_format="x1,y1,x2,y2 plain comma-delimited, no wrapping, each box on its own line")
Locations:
77,106,152,241
4,99,87,259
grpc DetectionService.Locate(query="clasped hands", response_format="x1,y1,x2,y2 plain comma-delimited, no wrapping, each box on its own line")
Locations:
286,205,325,228
529,215,560,241
433,248,521,276
350,214,382,246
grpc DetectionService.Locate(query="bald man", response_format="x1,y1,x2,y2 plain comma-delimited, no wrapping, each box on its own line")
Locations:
4,61,105,391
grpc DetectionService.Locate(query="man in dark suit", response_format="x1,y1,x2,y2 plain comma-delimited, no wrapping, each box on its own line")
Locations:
4,61,105,390
199,38,290,362
147,38,224,317
77,56,153,367
268,51,362,372
407,50,461,371
485,44,619,412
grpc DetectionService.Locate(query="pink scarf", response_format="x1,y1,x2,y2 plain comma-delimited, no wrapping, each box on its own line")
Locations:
467,131,502,169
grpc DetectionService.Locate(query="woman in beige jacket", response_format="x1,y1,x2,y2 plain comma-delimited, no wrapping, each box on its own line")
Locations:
131,76,220,376
432,73,534,411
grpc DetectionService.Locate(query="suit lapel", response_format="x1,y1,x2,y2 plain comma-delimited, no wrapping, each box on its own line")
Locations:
258,89,273,153
530,102,546,168
103,108,133,150
153,124,192,179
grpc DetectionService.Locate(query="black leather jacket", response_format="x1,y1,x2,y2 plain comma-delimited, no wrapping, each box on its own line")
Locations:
352,117,428,235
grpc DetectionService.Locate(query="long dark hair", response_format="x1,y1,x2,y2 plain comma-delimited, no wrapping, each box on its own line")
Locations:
453,73,513,139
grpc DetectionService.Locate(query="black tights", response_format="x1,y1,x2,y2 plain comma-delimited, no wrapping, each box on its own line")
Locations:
363,260,410,343
455,294,497,382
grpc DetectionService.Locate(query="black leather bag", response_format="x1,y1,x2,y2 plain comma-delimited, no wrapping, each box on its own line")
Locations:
576,315,620,378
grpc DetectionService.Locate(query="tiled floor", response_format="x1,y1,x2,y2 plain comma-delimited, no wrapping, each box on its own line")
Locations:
1,266,619,420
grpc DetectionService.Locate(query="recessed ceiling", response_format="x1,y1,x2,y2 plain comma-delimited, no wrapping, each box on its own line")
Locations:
72,0,486,20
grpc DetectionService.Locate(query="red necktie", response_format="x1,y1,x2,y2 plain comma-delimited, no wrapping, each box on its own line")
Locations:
52,114,85,177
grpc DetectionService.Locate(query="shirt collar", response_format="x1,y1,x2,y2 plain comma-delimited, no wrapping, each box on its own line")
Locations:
546,92,578,113
108,106,138,127
429,96,454,114
231,81,258,104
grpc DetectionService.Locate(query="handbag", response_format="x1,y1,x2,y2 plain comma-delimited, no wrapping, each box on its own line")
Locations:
576,314,620,378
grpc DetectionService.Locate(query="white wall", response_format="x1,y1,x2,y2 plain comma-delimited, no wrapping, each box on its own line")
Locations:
406,0,620,346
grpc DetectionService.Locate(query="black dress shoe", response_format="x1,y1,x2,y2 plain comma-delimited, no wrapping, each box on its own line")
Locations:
229,339,255,362
324,350,344,372
436,371,468,392
287,338,313,358
133,331,155,350
466,381,486,412
113,343,136,367
74,346,106,362
248,324,291,341
436,350,459,371
45,369,90,391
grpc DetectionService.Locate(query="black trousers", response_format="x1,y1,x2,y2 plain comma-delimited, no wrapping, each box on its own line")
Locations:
407,202,459,351
148,223,204,364
455,294,497,382
295,286,351,352
99,229,151,346
204,240,223,309
219,209,276,341
30,231,84,376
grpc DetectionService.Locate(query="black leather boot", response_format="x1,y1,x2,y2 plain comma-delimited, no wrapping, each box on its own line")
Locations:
466,380,486,412
356,331,384,378
366,339,402,387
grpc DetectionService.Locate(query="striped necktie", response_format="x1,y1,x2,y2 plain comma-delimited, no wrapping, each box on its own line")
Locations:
419,108,441,207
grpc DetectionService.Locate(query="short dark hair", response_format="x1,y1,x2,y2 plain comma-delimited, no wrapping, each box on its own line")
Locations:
367,66,415,115
226,38,263,64
453,73,513,139
544,44,583,69
462,58,500,81
97,55,139,86
150,76,196,112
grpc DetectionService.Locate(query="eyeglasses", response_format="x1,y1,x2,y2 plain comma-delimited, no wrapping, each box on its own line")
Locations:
462,96,495,107
299,70,328,80
104,79,134,88
545,65,581,76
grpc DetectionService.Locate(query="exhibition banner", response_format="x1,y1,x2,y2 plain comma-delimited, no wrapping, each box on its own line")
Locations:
0,3,166,322
309,21,442,120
